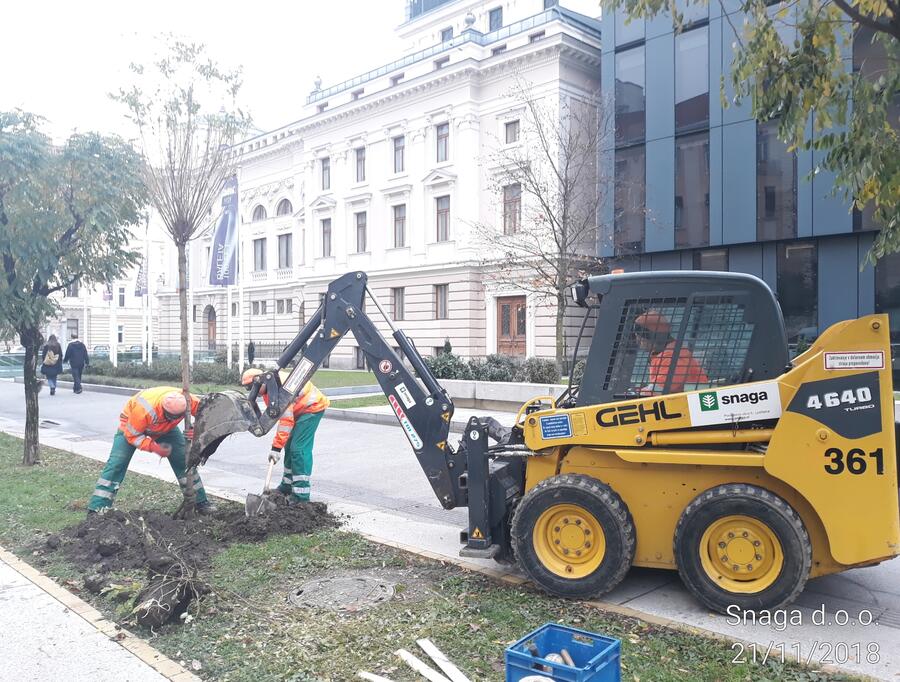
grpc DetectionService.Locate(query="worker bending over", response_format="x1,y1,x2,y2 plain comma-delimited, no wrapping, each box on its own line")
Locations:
87,387,214,514
634,310,708,394
241,368,329,502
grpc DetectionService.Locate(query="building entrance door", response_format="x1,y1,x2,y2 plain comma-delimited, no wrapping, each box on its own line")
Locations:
205,306,217,350
497,296,526,356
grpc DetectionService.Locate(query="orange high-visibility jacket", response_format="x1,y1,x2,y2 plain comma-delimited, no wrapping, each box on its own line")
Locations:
648,341,709,394
118,386,200,452
266,382,329,452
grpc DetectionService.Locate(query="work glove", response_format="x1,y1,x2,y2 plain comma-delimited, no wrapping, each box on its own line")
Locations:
149,441,172,458
184,428,194,441
268,449,281,465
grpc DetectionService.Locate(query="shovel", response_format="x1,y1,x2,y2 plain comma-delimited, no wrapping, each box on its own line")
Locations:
246,458,278,517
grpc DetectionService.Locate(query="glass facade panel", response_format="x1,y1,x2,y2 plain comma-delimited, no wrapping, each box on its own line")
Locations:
674,132,709,248
675,26,708,132
614,145,645,255
777,241,818,346
693,248,728,271
876,251,900,345
615,9,643,45
615,48,645,144
756,120,797,241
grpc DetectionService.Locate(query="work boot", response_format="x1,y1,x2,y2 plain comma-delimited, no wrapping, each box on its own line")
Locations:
196,501,217,516
285,497,309,507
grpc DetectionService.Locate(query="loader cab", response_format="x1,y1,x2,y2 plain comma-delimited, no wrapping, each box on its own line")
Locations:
570,271,789,407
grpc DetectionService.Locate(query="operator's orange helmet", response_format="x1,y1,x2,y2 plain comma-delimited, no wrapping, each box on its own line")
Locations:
634,310,672,335
241,368,263,386
161,391,187,417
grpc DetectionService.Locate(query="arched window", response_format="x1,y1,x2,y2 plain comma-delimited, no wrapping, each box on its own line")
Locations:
252,205,267,221
277,198,293,216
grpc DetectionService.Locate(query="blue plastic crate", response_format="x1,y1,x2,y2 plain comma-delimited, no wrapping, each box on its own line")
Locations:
505,623,621,682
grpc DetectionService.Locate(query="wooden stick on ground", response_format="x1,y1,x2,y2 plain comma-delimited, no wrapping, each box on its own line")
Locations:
357,672,396,682
416,639,472,682
394,648,452,682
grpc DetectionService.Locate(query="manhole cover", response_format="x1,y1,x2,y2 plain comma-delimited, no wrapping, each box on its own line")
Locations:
39,419,61,428
288,575,395,611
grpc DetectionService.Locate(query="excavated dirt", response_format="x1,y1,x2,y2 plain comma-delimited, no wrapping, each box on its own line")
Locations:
216,498,339,543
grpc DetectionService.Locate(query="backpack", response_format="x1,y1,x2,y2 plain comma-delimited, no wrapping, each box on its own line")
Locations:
44,349,59,365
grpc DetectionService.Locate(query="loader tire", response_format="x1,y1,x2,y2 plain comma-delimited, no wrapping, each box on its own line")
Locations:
674,483,811,614
511,474,635,599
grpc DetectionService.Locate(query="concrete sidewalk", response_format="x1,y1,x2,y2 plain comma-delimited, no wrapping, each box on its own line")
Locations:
0,548,197,682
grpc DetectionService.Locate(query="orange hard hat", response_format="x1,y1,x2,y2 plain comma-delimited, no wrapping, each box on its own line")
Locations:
161,391,187,416
241,368,263,386
634,310,671,335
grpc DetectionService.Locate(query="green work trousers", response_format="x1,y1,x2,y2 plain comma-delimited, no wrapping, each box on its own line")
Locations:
276,411,324,501
88,429,208,511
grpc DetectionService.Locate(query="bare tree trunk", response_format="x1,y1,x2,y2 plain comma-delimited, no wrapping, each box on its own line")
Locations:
555,290,567,371
20,325,42,466
174,241,197,518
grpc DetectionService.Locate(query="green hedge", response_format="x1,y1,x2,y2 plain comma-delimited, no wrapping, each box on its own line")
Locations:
84,359,244,386
424,352,561,384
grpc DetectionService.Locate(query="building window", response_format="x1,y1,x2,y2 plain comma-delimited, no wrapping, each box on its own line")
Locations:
66,318,79,339
286,299,293,314
260,300,267,315
393,204,406,247
544,0,559,7
875,251,900,344
675,26,709,133
355,346,367,370
777,241,817,346
355,146,366,182
355,211,367,253
317,103,328,113
252,205,267,222
393,135,405,173
193,305,199,322
252,301,259,316
505,119,519,144
390,73,404,86
231,302,237,316
436,195,450,242
436,122,449,162
277,233,292,268
492,44,507,55
529,31,546,42
615,8,644,45
277,299,285,314
434,284,449,320
615,47,645,145
756,119,797,241
503,183,522,235
277,199,292,216
351,88,364,100
693,249,728,271
321,157,331,190
441,27,453,42
614,145,645,255
674,132,710,248
434,56,450,70
253,238,266,271
118,286,126,308
117,325,124,344
488,7,503,31
66,282,79,297
321,218,332,257
392,287,405,321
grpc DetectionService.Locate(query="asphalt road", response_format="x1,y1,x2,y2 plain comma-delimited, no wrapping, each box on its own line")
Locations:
2,381,900,679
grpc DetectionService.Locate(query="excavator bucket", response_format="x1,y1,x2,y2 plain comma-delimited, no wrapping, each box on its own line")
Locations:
187,390,261,468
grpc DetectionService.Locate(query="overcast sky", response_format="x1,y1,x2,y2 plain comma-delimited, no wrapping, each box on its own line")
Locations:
1,0,403,141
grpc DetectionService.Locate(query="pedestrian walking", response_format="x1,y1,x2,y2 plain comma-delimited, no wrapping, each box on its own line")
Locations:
241,368,329,502
87,386,216,515
40,334,63,396
63,332,89,394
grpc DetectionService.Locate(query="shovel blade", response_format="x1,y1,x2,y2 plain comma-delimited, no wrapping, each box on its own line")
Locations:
188,391,261,468
245,492,277,517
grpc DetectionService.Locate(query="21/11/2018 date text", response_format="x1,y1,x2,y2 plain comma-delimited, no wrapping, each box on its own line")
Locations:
732,641,880,665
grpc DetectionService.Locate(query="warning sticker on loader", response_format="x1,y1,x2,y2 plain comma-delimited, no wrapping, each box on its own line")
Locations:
395,382,416,409
389,395,424,450
539,414,573,440
824,351,884,370
687,382,782,426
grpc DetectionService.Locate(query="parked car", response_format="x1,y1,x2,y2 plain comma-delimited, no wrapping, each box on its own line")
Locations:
92,344,110,354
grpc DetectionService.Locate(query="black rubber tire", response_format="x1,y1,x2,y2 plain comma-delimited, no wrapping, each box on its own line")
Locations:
674,483,812,613
511,474,636,599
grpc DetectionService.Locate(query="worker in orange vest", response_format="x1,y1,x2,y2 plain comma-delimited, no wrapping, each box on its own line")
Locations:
87,387,214,514
634,310,708,394
242,368,330,502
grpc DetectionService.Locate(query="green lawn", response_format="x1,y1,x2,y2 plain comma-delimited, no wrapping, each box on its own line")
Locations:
329,394,388,409
0,433,858,682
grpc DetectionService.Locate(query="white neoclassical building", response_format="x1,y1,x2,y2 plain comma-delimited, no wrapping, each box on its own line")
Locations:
157,0,602,367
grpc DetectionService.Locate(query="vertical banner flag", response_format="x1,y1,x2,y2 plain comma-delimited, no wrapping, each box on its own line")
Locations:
134,252,148,296
102,282,112,301
209,175,239,286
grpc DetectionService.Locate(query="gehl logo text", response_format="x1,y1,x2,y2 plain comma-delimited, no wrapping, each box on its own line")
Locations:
596,400,682,428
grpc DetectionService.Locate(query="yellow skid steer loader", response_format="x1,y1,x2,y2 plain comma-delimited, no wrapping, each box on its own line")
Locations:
189,270,899,613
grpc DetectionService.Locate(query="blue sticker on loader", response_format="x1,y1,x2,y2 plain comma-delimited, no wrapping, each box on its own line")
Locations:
540,414,573,440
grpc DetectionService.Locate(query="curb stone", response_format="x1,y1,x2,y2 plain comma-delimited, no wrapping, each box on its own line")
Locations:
0,546,201,682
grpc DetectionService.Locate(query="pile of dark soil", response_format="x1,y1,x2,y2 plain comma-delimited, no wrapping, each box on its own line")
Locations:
216,498,339,542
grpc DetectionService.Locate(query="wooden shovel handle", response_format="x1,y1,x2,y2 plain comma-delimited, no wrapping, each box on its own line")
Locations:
262,458,276,492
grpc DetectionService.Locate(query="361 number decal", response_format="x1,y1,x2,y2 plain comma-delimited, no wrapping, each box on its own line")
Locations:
823,447,884,475
806,387,872,410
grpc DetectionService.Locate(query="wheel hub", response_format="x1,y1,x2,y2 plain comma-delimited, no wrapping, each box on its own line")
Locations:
699,515,783,593
533,504,606,578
